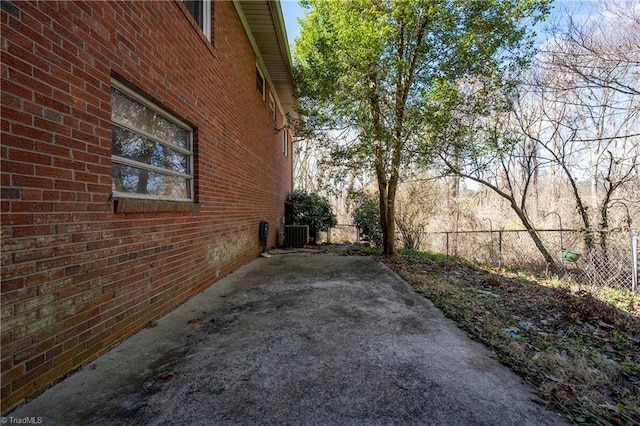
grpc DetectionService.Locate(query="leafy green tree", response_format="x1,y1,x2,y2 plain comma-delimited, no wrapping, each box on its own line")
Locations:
294,0,550,255
286,190,337,240
351,192,383,247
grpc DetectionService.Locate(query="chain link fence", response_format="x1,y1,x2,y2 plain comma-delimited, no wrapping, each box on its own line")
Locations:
324,224,638,292
421,228,639,292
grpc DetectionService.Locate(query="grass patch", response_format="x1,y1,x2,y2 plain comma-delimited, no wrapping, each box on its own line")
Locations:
397,248,468,265
379,249,640,425
343,245,383,256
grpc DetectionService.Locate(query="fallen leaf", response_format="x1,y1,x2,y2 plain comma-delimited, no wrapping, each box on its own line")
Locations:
160,370,176,379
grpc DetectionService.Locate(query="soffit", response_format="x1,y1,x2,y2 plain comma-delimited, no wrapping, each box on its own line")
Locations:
235,0,297,122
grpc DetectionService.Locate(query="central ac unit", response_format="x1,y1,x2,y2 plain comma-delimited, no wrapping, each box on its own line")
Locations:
285,225,309,247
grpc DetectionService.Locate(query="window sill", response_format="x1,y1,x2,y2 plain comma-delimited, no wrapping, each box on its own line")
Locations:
113,198,200,213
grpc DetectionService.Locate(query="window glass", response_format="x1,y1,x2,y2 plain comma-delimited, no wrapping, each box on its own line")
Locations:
112,164,191,199
111,85,193,201
268,92,276,119
182,0,211,41
112,127,189,174
256,67,265,99
111,89,189,149
183,0,203,28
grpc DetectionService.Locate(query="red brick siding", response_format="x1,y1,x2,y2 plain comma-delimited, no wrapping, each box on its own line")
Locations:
1,0,292,413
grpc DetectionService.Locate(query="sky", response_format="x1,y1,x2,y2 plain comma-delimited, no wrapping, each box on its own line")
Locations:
280,0,304,49
280,0,603,53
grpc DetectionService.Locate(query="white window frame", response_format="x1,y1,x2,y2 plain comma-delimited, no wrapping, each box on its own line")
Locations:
268,91,276,120
282,128,288,158
110,80,194,202
183,0,211,41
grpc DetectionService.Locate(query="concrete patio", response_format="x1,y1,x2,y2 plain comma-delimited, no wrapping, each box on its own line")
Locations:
8,252,566,425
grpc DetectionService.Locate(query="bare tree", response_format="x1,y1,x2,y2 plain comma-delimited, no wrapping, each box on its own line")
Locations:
436,96,561,273
394,175,440,249
533,0,640,250
544,0,640,98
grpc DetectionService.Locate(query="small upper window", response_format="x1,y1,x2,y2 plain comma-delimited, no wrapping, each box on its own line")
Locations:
111,81,194,201
256,67,265,100
282,129,288,158
183,0,211,41
268,92,276,120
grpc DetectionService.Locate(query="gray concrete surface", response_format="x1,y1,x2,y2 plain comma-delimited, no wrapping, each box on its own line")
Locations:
8,252,566,425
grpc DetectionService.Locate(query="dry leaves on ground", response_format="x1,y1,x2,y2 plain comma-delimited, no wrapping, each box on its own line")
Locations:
378,250,640,425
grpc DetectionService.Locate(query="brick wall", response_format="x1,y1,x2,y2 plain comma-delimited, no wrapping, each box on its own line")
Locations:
1,0,293,413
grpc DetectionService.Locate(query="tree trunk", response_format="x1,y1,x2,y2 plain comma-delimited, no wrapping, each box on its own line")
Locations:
384,186,397,255
376,174,397,256
559,157,595,250
368,68,398,256
449,158,560,276
511,200,558,275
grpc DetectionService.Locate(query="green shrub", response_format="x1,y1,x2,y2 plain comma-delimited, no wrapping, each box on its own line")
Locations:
286,190,337,236
351,192,383,247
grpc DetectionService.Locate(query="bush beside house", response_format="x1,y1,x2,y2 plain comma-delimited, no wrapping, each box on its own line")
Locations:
286,190,337,244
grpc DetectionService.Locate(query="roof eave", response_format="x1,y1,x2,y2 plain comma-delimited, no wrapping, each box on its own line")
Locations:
233,0,298,123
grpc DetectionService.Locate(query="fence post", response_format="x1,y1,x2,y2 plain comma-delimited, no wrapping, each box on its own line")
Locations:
498,231,503,268
632,228,638,294
446,232,449,257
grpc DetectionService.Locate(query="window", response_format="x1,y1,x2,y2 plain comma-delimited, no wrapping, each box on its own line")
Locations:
183,0,211,40
256,66,265,100
110,81,194,202
282,129,288,157
268,92,276,120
